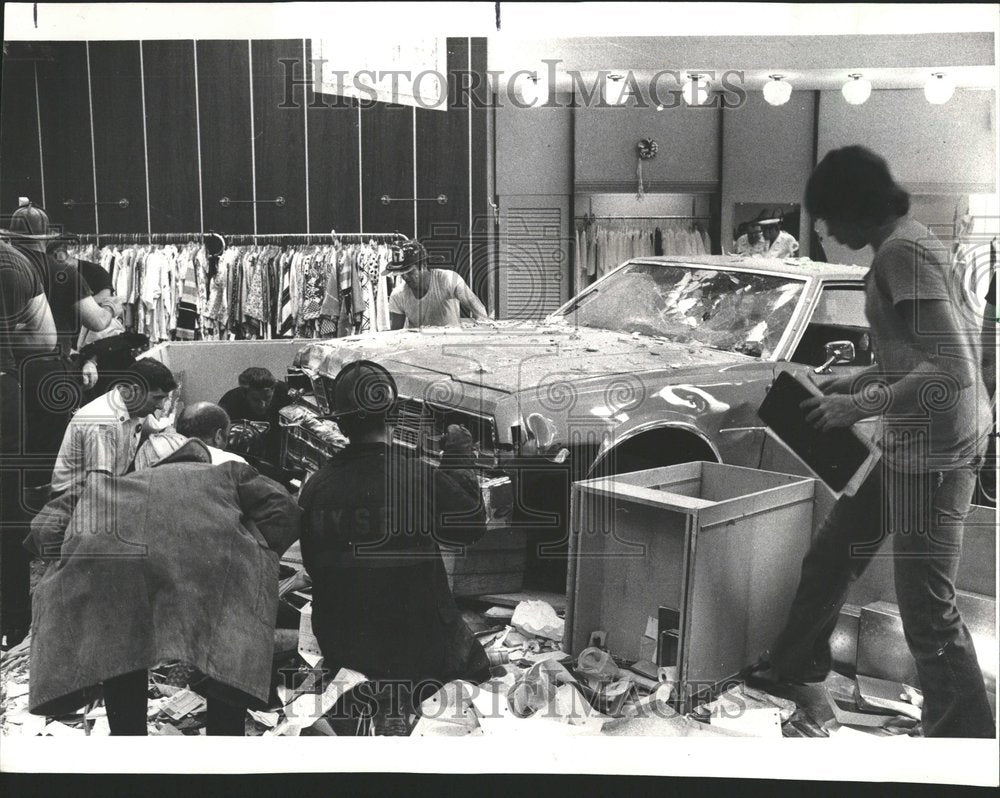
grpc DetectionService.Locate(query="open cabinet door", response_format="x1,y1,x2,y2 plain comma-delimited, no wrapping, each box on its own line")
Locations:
497,194,571,320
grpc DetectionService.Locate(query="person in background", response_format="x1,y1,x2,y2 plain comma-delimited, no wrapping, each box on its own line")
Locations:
25,434,300,735
218,367,291,464
387,240,490,330
760,216,800,258
1,238,57,649
47,237,148,400
756,145,993,738
49,358,178,496
4,201,124,490
735,220,767,257
298,360,490,735
176,401,248,466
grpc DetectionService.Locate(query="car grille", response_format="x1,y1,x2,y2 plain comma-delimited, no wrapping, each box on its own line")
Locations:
390,397,497,460
391,398,437,449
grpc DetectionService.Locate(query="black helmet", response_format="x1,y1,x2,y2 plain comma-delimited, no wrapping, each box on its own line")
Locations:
385,240,427,274
9,197,52,237
330,360,397,419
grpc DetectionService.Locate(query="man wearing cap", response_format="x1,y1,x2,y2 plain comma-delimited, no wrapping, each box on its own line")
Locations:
298,360,490,734
760,216,800,258
4,199,124,489
387,240,490,330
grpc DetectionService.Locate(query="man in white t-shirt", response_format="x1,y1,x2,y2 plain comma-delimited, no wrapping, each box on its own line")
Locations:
387,241,490,330
176,401,249,465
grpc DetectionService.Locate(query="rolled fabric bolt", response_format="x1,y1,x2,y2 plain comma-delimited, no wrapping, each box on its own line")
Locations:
487,649,511,667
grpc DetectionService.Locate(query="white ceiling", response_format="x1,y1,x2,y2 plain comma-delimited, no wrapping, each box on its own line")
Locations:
490,33,998,91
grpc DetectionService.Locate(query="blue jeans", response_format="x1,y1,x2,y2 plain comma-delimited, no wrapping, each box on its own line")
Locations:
770,459,994,738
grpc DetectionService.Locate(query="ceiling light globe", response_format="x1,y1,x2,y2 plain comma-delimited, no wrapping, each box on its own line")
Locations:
763,77,792,106
924,73,955,105
682,75,711,106
841,75,872,105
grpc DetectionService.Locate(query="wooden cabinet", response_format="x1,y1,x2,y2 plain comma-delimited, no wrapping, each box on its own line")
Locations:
566,461,815,709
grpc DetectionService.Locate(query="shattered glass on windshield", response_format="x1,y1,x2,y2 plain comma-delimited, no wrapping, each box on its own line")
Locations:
557,263,805,358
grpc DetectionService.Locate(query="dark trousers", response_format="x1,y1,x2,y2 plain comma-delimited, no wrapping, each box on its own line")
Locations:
0,373,31,642
103,670,247,736
20,354,79,489
770,460,994,738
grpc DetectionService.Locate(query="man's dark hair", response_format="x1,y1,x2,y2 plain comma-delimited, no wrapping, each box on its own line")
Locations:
336,413,386,441
805,145,910,225
177,402,230,442
121,358,178,393
239,367,276,391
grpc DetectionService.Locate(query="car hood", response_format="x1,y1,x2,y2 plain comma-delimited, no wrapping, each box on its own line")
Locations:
294,321,756,395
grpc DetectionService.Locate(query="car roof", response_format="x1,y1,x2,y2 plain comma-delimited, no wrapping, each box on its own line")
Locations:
626,255,868,282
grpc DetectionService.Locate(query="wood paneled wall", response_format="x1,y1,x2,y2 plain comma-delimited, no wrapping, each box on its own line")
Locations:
1,38,488,288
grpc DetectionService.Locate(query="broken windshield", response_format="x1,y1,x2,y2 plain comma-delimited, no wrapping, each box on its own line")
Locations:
557,263,805,358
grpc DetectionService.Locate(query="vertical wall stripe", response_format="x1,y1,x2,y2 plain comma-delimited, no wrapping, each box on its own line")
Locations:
84,42,100,234
33,62,46,210
247,40,259,235
138,41,153,236
357,105,363,232
193,41,205,234
301,39,311,234
467,38,473,285
412,107,418,238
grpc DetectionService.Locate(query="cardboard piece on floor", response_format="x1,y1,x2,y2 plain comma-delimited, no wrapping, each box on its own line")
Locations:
855,674,923,721
43,720,86,737
161,688,207,721
823,687,895,728
419,680,477,725
5,712,47,737
484,606,515,621
710,707,782,737
412,715,484,737
249,710,280,728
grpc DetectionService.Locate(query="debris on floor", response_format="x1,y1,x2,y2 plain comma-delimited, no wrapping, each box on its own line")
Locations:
1,584,930,738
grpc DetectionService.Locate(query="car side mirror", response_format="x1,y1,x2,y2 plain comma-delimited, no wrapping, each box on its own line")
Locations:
814,340,856,374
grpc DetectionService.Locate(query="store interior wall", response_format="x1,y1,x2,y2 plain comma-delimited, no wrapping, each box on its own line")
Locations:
0,38,490,301
720,90,817,254
495,85,997,282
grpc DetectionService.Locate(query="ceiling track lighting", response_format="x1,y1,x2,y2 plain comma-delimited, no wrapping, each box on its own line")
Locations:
924,72,955,105
762,74,792,106
841,73,872,105
682,73,711,106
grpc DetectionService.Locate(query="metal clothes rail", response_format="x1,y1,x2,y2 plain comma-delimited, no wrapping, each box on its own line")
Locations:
71,231,410,246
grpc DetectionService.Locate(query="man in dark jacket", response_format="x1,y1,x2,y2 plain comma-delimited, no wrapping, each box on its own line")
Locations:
26,436,301,735
218,366,292,465
298,360,490,734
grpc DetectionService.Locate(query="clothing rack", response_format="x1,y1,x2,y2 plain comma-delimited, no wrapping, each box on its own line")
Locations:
575,214,711,222
73,231,409,246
